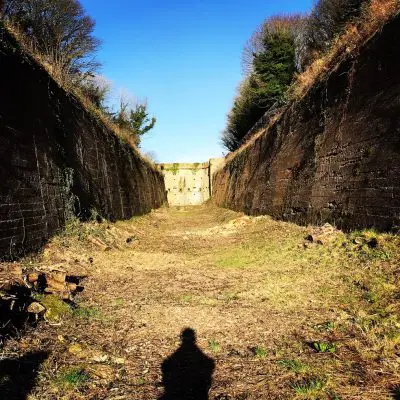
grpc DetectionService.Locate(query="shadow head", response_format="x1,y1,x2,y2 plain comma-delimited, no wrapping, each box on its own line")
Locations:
181,328,196,344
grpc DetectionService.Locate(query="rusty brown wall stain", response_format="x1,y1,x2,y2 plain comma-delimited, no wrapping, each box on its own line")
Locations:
0,29,166,259
213,16,400,231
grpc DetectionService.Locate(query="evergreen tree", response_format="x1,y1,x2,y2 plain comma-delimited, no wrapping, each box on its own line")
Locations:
222,16,300,151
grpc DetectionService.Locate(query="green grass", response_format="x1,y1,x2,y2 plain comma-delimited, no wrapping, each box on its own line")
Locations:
292,378,326,398
312,342,336,353
57,368,90,388
73,305,102,320
134,376,146,386
208,339,221,353
277,359,309,373
313,321,335,332
254,346,268,358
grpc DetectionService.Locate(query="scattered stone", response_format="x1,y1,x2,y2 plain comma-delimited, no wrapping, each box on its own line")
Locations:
27,273,39,283
111,356,125,365
27,302,46,315
92,353,109,363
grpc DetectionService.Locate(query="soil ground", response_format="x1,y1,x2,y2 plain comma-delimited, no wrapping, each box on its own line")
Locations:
1,205,400,400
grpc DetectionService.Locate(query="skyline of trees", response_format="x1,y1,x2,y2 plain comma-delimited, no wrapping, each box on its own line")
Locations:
222,0,371,152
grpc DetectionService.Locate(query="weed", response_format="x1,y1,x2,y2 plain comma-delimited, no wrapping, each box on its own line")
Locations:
313,342,336,353
181,294,192,302
292,378,325,398
134,376,146,386
313,321,335,332
63,217,86,240
277,359,309,373
208,339,221,353
57,367,90,388
253,346,268,358
73,306,102,320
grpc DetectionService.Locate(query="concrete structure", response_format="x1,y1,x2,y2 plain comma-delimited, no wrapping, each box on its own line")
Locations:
158,159,224,206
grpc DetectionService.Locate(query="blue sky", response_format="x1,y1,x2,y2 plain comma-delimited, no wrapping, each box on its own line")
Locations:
80,0,314,162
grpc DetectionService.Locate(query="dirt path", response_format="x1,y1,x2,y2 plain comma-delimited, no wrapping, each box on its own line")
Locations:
2,205,400,399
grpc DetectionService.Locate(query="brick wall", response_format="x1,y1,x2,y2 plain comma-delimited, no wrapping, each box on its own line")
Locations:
0,28,166,259
213,16,400,231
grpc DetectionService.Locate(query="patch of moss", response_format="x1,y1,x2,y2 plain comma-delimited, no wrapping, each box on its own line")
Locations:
35,294,72,322
73,305,102,320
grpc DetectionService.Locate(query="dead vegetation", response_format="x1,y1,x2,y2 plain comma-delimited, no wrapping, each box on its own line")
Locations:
291,0,400,99
1,205,399,399
0,21,157,170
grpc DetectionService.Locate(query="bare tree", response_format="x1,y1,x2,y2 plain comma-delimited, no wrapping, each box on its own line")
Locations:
3,0,100,83
296,0,366,69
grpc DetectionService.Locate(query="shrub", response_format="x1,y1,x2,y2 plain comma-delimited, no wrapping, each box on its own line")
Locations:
297,0,366,70
222,15,301,151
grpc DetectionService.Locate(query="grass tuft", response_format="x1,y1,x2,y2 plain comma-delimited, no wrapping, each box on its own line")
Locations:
277,359,309,373
253,346,268,358
208,339,221,353
312,342,337,353
57,367,90,388
292,378,326,398
73,305,102,320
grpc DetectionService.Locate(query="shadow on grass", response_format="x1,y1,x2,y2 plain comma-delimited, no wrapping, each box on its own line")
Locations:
0,351,49,400
391,386,400,400
0,284,36,348
159,328,215,400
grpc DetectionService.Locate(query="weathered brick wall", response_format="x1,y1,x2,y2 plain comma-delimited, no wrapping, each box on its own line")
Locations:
0,28,166,259
213,16,400,231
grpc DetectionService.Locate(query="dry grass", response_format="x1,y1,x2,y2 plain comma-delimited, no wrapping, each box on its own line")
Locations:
224,110,283,164
291,0,400,99
1,205,399,399
1,21,157,171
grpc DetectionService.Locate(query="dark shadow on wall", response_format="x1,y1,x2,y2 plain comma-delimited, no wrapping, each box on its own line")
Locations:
0,351,49,400
159,328,215,400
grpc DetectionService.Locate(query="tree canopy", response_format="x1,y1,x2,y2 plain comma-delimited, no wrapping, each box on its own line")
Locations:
113,99,157,147
2,0,100,82
222,15,301,152
222,1,371,152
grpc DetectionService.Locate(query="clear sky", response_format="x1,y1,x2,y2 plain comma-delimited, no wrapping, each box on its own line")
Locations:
80,0,314,163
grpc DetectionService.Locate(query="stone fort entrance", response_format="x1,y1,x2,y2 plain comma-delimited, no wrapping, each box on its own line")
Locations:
157,159,224,206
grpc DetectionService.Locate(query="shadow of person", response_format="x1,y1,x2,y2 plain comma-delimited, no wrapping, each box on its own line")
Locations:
0,351,49,400
159,328,215,400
